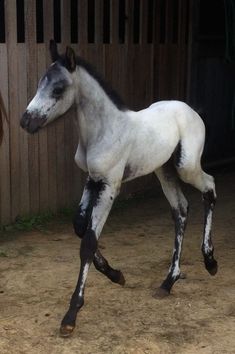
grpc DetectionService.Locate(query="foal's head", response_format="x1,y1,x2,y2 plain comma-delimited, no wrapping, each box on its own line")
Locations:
21,40,77,133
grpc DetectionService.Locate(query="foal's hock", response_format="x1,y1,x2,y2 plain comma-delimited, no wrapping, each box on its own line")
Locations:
21,41,217,337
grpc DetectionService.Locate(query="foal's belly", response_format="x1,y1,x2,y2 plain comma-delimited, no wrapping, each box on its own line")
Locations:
122,124,179,182
122,141,177,182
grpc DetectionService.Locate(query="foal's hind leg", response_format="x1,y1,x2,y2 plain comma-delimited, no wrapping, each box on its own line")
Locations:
178,166,217,275
154,164,189,298
73,177,125,285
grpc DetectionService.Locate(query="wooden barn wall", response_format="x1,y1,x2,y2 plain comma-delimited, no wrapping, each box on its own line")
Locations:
188,0,235,163
0,0,190,224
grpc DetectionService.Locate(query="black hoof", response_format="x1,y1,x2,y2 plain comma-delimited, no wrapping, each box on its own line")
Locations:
205,258,218,276
60,307,79,338
60,324,75,338
153,287,170,299
117,271,126,286
108,269,126,286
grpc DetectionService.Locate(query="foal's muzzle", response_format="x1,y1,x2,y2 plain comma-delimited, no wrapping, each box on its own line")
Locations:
20,111,46,134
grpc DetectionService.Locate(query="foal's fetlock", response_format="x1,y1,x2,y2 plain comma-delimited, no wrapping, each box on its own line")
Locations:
60,297,84,337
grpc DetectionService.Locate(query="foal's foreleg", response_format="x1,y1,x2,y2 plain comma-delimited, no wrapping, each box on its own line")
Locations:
154,166,188,298
73,178,125,285
60,179,119,337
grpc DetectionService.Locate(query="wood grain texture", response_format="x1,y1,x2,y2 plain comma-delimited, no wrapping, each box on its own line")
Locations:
0,0,190,223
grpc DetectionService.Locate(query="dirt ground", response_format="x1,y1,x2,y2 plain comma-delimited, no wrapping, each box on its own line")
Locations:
0,169,235,354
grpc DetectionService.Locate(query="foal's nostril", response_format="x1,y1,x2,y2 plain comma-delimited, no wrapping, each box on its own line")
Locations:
20,111,31,129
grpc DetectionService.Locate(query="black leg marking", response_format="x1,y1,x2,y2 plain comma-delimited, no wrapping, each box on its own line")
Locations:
202,189,217,275
73,179,124,284
154,163,188,298
60,229,98,337
60,178,115,337
93,250,125,286
73,177,105,238
73,206,89,239
154,205,188,298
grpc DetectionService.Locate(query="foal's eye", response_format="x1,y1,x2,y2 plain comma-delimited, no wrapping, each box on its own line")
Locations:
52,87,64,97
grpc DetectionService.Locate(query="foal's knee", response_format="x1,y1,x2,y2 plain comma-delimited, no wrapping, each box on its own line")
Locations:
73,212,88,239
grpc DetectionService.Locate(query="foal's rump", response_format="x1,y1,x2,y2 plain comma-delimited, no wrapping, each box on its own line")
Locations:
125,100,206,182
149,100,206,169
152,101,212,193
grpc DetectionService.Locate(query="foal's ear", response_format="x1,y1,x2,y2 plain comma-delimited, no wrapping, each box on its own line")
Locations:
65,46,76,72
49,39,59,62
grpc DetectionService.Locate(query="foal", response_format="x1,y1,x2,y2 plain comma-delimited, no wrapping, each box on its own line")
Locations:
21,41,217,337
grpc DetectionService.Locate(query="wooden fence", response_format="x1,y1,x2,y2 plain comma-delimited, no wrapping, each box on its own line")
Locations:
0,0,191,224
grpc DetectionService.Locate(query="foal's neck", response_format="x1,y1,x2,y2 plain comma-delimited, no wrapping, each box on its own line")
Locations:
74,67,125,146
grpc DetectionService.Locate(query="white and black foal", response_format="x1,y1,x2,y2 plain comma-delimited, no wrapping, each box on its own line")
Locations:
21,41,217,337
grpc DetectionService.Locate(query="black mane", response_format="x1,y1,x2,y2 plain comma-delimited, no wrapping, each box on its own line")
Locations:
59,55,128,112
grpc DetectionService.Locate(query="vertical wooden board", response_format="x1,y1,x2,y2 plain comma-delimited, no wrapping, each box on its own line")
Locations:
78,0,88,44
165,0,171,44
128,44,154,110
125,0,134,44
139,0,148,44
165,44,177,99
0,44,11,224
43,0,57,212
110,0,119,44
104,44,130,108
37,44,49,211
153,0,161,44
158,44,169,99
186,0,194,101
85,44,105,76
152,43,160,101
25,0,40,215
152,1,161,101
176,0,187,100
5,1,20,221
18,44,30,215
95,0,103,44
